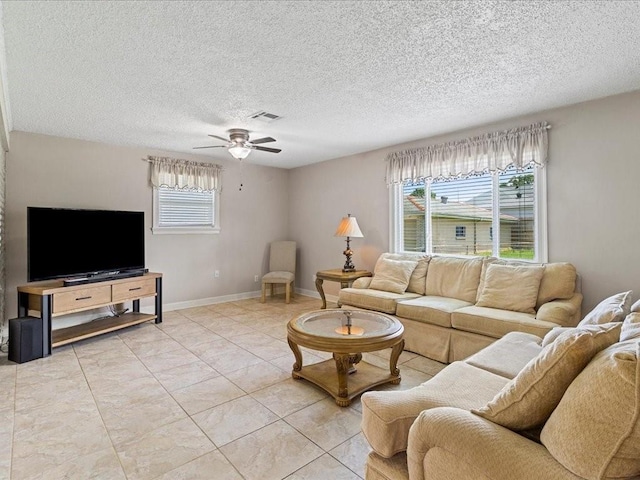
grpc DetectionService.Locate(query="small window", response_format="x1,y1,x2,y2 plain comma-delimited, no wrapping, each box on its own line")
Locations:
152,187,220,234
455,226,466,239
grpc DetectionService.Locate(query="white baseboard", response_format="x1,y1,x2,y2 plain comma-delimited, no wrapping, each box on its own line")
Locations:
153,288,338,314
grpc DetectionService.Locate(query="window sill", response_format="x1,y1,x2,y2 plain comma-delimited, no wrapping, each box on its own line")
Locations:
152,226,221,235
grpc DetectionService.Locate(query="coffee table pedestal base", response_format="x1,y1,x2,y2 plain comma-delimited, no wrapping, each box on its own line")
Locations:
291,354,402,407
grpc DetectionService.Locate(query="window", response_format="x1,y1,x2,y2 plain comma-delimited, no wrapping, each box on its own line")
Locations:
394,164,547,262
152,187,220,234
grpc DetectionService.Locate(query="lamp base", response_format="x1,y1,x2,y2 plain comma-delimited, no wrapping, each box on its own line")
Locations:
342,267,356,273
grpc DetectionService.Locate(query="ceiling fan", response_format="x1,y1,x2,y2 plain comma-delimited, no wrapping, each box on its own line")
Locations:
194,128,281,160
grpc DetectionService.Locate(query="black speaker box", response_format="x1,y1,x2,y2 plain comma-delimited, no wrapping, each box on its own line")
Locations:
9,316,44,364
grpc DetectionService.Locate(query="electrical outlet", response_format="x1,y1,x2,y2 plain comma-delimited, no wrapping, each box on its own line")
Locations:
214,270,220,278
312,274,317,282
254,275,259,282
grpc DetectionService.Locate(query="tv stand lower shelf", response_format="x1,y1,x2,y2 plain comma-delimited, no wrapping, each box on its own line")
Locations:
52,312,157,348
17,272,162,356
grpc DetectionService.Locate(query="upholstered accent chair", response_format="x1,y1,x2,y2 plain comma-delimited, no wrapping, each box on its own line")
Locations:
261,241,296,303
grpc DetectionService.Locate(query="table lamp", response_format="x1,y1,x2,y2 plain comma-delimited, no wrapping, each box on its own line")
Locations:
334,214,364,272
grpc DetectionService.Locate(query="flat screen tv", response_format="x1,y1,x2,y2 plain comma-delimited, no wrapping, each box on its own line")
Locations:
27,207,145,283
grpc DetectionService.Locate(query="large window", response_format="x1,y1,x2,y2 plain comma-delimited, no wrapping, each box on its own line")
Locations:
152,187,220,234
395,164,546,262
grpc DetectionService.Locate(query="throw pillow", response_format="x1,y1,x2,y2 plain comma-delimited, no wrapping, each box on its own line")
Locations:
542,322,622,348
578,291,632,326
540,341,640,480
536,262,577,308
631,298,640,313
621,312,640,342
472,323,621,430
369,258,418,294
476,264,545,314
378,253,431,295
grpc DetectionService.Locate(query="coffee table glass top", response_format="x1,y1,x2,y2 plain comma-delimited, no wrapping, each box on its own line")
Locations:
291,309,401,339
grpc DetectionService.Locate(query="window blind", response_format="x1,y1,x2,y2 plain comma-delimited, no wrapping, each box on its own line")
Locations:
157,188,214,227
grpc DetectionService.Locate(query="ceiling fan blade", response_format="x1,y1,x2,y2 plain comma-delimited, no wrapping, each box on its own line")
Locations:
253,146,282,154
250,136,276,145
208,134,230,142
193,145,226,149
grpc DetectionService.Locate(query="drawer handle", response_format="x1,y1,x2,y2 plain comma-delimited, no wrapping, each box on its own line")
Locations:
76,296,92,301
129,287,142,291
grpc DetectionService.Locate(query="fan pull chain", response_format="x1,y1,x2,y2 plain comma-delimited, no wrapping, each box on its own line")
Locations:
239,160,244,191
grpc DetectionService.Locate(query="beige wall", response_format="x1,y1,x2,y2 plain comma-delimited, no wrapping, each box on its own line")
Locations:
5,131,289,318
6,89,640,315
290,89,640,311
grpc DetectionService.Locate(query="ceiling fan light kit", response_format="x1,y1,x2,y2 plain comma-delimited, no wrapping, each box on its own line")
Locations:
228,145,252,160
194,128,281,161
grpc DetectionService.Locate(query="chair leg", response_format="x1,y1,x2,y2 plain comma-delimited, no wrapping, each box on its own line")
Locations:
291,281,295,300
286,282,291,304
261,283,266,303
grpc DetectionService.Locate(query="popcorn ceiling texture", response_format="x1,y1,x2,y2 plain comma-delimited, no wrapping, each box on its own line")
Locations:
2,1,640,168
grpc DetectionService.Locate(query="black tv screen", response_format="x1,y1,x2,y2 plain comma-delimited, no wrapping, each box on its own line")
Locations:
28,207,145,282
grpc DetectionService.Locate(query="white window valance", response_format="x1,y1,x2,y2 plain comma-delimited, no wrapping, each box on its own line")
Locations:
385,121,550,186
148,156,222,192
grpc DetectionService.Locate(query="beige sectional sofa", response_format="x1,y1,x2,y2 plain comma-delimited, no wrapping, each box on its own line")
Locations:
362,294,640,480
338,253,583,362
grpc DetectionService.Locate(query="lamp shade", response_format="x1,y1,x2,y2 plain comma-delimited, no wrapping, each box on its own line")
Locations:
335,214,363,238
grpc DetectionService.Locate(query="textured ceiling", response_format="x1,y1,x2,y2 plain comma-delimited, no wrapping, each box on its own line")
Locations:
3,1,640,168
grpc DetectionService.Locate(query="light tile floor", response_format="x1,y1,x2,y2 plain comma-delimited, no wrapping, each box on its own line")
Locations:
0,295,446,480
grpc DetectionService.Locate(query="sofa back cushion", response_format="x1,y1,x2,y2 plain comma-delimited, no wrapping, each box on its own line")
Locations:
369,258,418,294
472,323,621,430
476,264,544,314
377,253,430,295
425,256,483,303
540,341,640,480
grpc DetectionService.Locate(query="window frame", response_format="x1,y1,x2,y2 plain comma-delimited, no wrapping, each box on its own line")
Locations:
152,187,221,235
390,166,548,262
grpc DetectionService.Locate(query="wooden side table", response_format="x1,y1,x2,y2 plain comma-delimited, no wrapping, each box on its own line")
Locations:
315,269,372,309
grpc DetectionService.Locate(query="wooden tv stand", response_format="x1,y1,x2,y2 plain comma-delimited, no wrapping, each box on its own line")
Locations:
17,272,162,357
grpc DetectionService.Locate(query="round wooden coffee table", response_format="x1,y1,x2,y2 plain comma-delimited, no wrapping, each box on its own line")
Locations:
287,309,404,406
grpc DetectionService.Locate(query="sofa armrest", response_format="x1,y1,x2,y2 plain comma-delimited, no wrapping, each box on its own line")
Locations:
352,277,372,289
407,408,582,480
536,292,583,327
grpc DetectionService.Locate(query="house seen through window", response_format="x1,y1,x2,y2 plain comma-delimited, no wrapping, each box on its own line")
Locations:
400,164,540,260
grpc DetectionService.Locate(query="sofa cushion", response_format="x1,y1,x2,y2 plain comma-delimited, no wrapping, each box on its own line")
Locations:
476,264,544,314
425,256,483,303
536,262,577,308
361,361,509,457
542,322,622,348
540,341,640,480
396,296,472,328
472,323,621,430
370,258,418,294
465,331,543,379
338,288,421,314
621,312,640,342
451,306,556,338
579,291,632,326
378,253,430,295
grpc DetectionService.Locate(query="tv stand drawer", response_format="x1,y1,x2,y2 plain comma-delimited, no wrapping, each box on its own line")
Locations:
112,278,156,302
53,285,112,314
